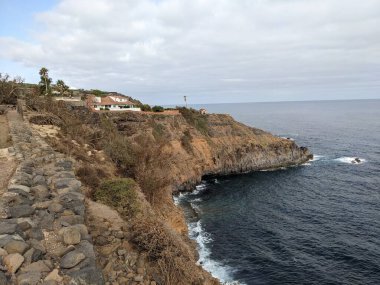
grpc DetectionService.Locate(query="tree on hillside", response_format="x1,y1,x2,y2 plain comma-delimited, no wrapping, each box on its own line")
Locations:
56,79,69,96
0,73,24,104
152,105,164,112
39,67,52,96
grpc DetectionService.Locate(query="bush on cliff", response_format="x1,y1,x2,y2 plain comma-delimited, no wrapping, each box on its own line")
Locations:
94,178,139,218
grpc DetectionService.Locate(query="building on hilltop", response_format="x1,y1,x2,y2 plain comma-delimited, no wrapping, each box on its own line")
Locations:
86,95,141,111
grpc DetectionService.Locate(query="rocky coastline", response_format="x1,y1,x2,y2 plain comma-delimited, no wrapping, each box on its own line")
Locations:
0,101,312,285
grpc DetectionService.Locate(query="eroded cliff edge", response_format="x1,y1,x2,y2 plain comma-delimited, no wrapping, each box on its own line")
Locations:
25,99,312,284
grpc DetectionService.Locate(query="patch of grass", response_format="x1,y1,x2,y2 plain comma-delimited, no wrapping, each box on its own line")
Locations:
94,178,139,218
178,107,209,135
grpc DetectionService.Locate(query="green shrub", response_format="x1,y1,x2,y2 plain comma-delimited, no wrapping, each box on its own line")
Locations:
103,136,136,176
94,178,139,217
140,104,152,111
152,105,164,112
91,89,107,97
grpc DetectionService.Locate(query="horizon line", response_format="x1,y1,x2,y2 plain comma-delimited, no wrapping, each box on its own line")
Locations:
166,97,380,106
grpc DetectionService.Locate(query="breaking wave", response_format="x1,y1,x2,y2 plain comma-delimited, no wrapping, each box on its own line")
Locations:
312,155,325,161
188,220,244,285
334,157,366,164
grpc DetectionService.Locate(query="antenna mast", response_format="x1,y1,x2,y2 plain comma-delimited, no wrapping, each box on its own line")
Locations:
184,96,188,108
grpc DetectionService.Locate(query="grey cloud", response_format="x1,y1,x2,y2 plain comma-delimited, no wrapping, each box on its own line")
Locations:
1,0,379,104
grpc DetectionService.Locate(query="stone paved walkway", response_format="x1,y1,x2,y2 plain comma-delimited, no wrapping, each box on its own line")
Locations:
0,110,103,284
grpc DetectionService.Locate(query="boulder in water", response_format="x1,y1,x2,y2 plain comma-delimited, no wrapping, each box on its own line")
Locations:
351,157,361,164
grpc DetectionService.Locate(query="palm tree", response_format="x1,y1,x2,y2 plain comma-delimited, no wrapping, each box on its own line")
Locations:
39,67,51,96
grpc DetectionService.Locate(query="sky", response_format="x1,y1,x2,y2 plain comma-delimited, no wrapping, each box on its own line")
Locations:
0,0,379,105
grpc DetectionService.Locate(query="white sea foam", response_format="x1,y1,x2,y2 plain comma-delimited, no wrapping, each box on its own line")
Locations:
281,136,295,141
193,183,208,195
190,202,202,214
188,220,244,284
334,157,366,164
173,195,180,206
302,162,312,166
173,192,189,205
311,155,324,161
192,198,203,203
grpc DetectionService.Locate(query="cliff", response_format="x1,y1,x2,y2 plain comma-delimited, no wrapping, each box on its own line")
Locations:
121,111,311,191
20,99,312,284
105,109,312,232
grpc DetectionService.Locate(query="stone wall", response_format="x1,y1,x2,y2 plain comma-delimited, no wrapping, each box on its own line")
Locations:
0,110,104,285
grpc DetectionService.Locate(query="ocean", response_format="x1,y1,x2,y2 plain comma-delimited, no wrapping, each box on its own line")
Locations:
175,100,380,285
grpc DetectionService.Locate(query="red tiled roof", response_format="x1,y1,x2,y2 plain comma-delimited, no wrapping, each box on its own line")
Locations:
87,95,134,106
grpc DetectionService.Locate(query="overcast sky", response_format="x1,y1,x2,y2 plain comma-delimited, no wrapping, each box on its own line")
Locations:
0,0,379,105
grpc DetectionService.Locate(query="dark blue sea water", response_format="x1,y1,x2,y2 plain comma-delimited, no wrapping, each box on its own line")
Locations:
176,100,380,285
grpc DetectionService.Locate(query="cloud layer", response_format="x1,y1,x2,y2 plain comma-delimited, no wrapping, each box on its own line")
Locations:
1,0,380,104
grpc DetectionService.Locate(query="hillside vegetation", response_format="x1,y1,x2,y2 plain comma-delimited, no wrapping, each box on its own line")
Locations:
24,96,311,284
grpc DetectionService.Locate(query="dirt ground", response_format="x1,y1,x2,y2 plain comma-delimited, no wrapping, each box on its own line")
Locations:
0,114,11,148
0,113,16,195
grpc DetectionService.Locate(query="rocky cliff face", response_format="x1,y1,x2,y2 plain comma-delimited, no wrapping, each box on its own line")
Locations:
107,110,312,236
110,111,312,193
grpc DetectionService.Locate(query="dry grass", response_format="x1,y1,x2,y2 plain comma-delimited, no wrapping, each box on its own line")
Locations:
130,217,207,285
75,164,107,190
181,129,193,154
0,114,11,148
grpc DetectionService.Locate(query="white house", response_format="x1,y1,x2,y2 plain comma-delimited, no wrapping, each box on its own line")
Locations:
87,95,141,112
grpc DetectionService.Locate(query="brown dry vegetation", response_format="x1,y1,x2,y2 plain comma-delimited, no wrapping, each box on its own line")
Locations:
0,113,12,148
25,96,310,284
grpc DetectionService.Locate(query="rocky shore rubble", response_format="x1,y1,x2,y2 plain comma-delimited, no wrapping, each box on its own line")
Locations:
0,111,103,284
86,201,157,285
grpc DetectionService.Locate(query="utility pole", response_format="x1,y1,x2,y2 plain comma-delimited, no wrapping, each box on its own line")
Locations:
184,96,187,108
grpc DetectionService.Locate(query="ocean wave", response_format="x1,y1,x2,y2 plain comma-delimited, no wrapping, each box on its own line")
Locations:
334,157,366,164
188,220,244,284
